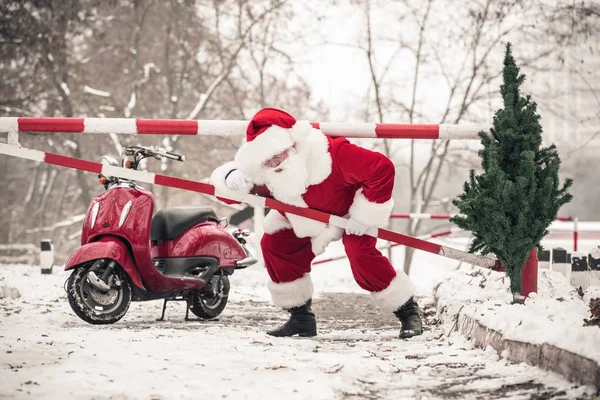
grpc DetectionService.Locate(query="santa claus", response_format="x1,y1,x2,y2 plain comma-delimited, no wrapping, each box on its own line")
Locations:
211,108,422,338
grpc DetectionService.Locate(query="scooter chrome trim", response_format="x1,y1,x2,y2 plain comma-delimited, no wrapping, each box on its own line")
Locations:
87,271,111,292
118,200,133,227
90,202,100,229
235,256,258,267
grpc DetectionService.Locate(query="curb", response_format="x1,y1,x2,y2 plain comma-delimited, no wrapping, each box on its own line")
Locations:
449,309,600,392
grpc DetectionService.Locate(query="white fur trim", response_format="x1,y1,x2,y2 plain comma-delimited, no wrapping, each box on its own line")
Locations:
263,211,292,234
234,125,294,179
268,273,314,308
210,161,252,199
286,213,328,238
289,120,313,143
293,125,332,185
348,189,394,228
370,272,416,313
311,225,344,256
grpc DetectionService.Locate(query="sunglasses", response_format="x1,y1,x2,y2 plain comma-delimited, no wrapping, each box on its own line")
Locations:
263,148,293,168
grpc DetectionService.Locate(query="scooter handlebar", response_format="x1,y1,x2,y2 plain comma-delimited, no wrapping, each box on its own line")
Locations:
124,145,185,163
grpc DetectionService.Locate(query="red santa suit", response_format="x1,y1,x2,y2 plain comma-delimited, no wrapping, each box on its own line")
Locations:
211,108,415,314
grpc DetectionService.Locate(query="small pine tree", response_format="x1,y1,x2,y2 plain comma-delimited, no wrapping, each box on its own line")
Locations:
451,43,573,298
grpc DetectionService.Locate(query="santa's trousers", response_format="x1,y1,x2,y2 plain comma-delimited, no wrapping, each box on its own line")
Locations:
261,228,415,313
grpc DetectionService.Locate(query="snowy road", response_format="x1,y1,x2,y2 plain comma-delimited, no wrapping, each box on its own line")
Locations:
0,264,595,399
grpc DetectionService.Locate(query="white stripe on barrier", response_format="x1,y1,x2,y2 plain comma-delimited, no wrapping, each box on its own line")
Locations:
198,120,248,136
440,245,497,268
85,118,137,134
241,195,267,208
439,124,488,140
0,143,45,162
412,213,432,219
319,122,377,138
0,117,18,134
329,215,348,229
102,165,156,183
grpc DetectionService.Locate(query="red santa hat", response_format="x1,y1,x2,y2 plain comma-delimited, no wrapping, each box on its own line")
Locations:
234,108,313,173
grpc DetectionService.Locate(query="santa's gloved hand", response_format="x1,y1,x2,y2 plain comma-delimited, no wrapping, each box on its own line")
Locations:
225,169,250,190
345,218,369,236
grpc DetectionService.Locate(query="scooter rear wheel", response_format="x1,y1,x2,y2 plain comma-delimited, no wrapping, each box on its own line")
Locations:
67,261,132,324
189,275,230,319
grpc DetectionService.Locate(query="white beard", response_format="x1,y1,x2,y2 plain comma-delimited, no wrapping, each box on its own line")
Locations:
261,151,309,205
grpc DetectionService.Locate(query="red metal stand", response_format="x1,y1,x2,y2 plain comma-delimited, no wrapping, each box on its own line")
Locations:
521,248,539,298
495,248,538,301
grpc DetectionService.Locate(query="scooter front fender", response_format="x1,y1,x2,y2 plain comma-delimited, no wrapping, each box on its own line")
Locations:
65,238,145,291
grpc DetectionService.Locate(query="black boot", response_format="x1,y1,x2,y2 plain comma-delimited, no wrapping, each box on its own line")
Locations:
393,297,423,339
267,299,317,337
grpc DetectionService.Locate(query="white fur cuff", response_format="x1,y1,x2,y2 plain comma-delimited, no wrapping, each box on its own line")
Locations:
268,273,314,308
348,189,394,228
370,272,416,313
210,161,252,200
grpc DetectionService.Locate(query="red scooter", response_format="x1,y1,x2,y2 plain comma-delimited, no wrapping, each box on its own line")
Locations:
64,145,256,324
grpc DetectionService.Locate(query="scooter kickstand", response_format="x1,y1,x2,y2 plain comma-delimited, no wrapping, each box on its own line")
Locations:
156,299,168,321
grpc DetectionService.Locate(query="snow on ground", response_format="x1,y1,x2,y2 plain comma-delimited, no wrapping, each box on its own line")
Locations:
1,234,598,399
432,236,600,366
435,266,600,362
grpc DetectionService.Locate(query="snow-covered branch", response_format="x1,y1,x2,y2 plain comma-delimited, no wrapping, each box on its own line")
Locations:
25,214,86,234
83,85,111,97
186,72,227,120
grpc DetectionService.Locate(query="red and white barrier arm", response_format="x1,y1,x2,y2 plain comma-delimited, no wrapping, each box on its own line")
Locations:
313,228,461,266
0,142,500,269
390,213,572,221
0,117,488,140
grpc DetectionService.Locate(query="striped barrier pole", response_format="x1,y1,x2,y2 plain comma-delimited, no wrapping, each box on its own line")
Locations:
0,142,499,269
0,117,488,140
313,228,461,266
390,213,572,221
391,213,575,252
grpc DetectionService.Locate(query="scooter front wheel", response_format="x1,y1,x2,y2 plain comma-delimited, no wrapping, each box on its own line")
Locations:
189,275,230,319
67,261,132,324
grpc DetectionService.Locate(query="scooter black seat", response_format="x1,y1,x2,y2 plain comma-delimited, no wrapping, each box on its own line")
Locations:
151,206,219,241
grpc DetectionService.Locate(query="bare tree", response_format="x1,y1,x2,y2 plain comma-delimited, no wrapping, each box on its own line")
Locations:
0,0,317,260
351,0,598,273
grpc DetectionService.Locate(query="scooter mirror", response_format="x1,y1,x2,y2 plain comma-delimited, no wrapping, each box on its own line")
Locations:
100,155,119,167
219,217,228,228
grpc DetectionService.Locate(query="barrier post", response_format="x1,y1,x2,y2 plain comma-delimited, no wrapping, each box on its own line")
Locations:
495,248,538,301
521,248,538,299
573,217,579,252
40,239,54,275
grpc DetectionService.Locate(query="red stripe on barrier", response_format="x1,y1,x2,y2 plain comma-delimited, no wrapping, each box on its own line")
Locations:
45,153,102,173
430,214,451,219
155,175,216,195
264,198,330,224
18,118,85,133
556,216,572,221
375,124,439,139
377,228,442,254
136,119,198,135
390,213,410,219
